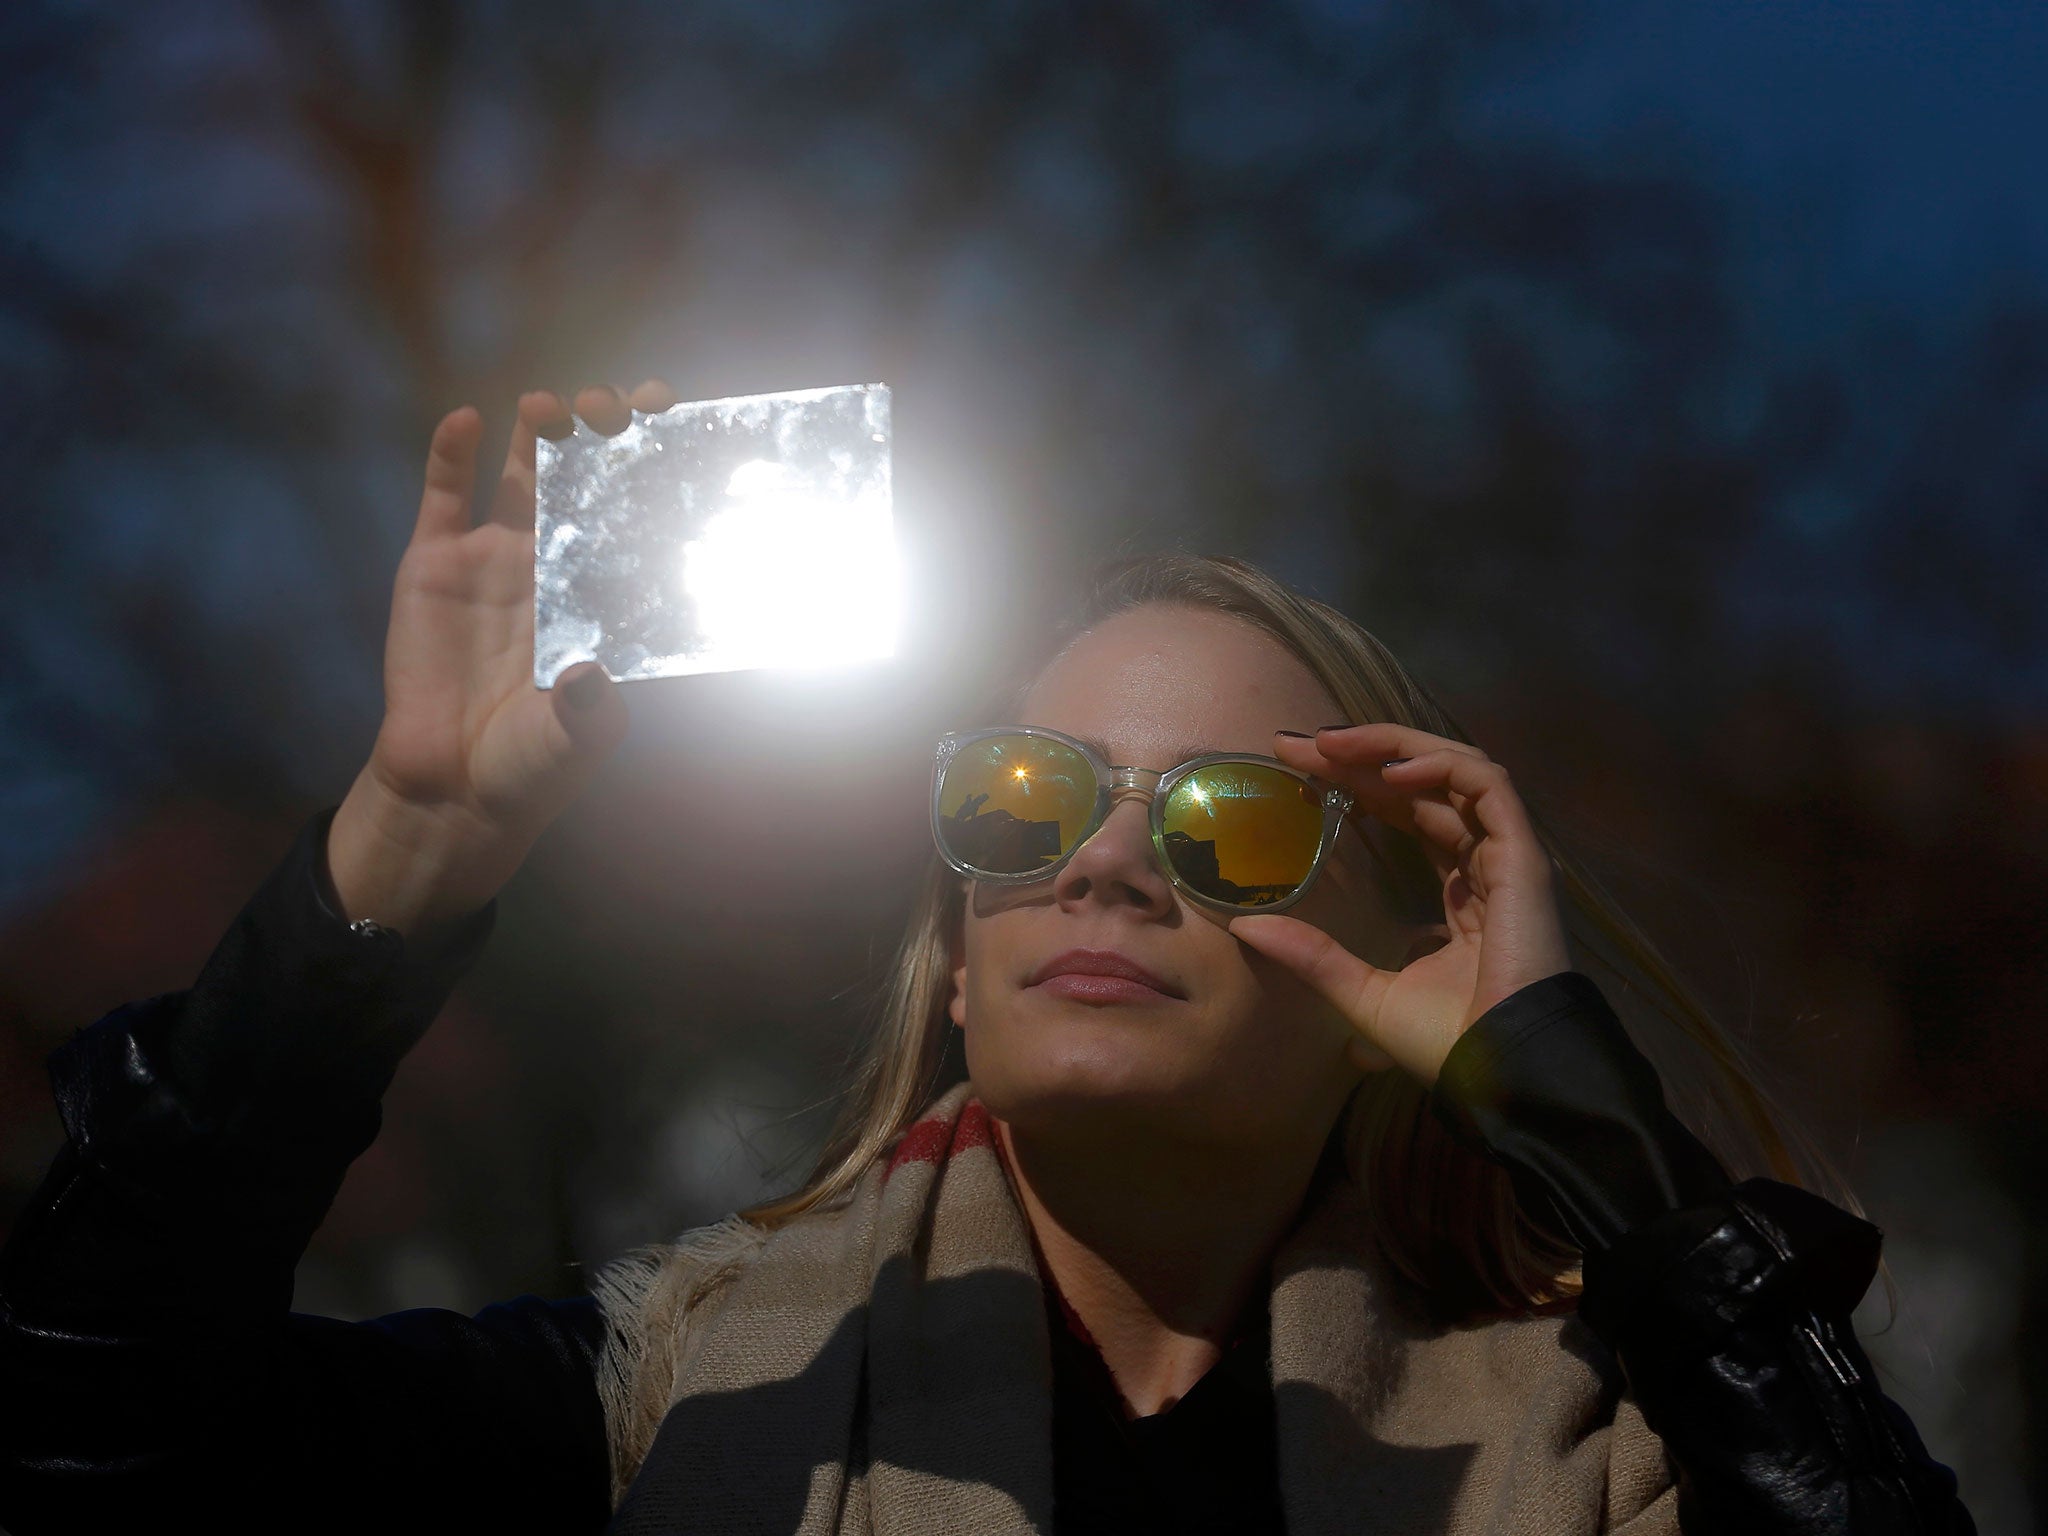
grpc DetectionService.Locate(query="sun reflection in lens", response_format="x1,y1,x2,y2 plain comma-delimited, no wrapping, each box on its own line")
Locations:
1161,764,1325,901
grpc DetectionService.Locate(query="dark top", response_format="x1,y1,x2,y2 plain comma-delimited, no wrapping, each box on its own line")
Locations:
0,808,1973,1534
1048,1272,1282,1536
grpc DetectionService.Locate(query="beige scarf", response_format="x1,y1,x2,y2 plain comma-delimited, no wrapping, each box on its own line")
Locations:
592,1084,1679,1534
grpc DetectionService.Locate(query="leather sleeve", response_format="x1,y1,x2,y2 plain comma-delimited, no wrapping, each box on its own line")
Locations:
0,808,613,1535
1431,972,1976,1535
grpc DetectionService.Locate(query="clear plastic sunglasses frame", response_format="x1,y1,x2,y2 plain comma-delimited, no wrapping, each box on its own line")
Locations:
930,724,1357,915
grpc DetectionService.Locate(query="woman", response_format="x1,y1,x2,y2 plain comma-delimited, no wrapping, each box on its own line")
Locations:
0,384,1973,1534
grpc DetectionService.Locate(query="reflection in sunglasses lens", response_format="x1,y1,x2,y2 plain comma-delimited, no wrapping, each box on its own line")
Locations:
1161,763,1323,906
937,735,1096,874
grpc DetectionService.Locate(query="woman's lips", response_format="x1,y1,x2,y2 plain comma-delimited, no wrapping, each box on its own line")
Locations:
1026,948,1183,1004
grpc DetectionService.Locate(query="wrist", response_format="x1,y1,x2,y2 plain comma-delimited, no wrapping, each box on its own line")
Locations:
326,769,525,940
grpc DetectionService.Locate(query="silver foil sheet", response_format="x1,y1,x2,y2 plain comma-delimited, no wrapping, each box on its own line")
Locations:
534,381,894,687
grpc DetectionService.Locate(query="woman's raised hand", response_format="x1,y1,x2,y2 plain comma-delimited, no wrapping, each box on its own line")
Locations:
325,382,676,939
1229,723,1572,1086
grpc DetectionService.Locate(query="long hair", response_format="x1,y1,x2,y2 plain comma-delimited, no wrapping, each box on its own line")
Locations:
743,554,1850,1314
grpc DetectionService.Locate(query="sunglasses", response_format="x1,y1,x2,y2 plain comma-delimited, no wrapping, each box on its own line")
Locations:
930,725,1356,914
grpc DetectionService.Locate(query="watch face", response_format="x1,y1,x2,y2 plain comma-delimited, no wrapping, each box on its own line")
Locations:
534,381,897,688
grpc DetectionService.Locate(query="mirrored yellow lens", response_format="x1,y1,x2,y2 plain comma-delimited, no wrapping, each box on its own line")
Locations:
937,734,1097,875
1160,763,1324,906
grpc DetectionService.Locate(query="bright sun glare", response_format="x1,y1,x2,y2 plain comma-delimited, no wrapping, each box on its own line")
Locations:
679,458,900,671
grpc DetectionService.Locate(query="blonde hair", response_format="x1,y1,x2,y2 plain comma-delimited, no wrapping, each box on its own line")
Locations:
745,554,1848,1314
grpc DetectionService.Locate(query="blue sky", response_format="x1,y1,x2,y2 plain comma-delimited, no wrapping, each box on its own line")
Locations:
1488,1,2048,320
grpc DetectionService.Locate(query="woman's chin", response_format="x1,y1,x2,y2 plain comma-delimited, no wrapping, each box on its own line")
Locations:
966,1023,1221,1128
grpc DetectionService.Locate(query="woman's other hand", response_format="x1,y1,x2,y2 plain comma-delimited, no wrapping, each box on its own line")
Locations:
326,381,677,939
1229,723,1571,1085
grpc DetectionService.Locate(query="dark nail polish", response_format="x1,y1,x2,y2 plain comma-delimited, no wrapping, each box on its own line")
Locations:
1382,757,1411,767
1275,730,1313,740
1315,723,1352,734
564,671,603,709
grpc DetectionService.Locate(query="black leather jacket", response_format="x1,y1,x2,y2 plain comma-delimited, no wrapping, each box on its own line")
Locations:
0,810,1974,1533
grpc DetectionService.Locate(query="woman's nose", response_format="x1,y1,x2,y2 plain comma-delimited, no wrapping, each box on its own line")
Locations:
1051,798,1176,917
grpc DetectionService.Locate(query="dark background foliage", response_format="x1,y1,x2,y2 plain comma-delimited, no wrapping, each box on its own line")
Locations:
2,2,2042,1526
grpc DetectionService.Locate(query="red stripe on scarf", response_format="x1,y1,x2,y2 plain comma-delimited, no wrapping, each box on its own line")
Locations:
886,1097,994,1178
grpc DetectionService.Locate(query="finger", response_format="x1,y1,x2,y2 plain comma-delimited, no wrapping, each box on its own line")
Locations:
626,376,677,413
1274,726,1481,805
544,661,630,762
1309,721,1487,767
1381,749,1537,849
1228,913,1395,1070
1274,730,1456,857
487,391,558,531
412,406,483,542
574,383,632,436
1398,796,1472,882
527,388,576,441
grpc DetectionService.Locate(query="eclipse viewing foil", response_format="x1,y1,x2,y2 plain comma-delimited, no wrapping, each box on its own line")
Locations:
533,381,895,686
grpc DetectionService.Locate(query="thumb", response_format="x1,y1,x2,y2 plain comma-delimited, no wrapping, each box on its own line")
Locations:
1229,913,1396,1073
548,663,630,761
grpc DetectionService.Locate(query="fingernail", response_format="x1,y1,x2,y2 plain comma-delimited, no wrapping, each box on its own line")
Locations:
1315,723,1352,734
564,671,604,709
1381,757,1410,767
583,383,619,400
1275,730,1313,740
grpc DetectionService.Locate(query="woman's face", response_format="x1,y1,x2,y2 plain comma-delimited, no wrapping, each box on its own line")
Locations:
949,603,1415,1152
